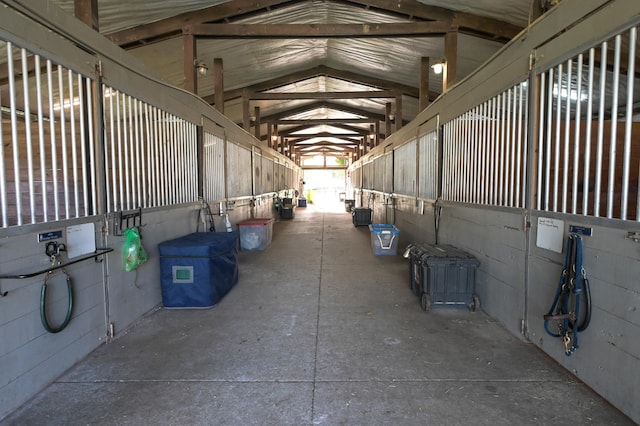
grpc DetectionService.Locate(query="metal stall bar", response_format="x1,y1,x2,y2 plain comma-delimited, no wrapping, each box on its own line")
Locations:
571,54,583,215
544,68,554,211
606,35,622,219
516,82,524,208
553,63,562,212
133,99,141,208
86,78,97,214
68,69,79,218
7,43,22,225
144,103,152,208
58,64,70,219
21,48,35,223
537,72,546,210
123,93,131,210
582,48,595,216
594,41,608,217
49,61,60,220
506,87,513,207
35,55,47,221
498,92,505,207
562,59,573,214
490,96,497,205
621,27,636,220
78,75,89,216
0,59,5,227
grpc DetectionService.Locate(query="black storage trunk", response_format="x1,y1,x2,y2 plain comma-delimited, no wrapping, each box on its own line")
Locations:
352,207,372,226
410,243,480,311
280,206,295,219
158,232,239,308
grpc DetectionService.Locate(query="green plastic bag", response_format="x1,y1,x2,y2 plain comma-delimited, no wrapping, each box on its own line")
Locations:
123,227,147,272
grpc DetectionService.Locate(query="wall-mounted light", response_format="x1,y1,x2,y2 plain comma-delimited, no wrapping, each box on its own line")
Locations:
369,133,375,140
388,113,395,122
271,134,279,142
431,59,446,75
194,60,208,76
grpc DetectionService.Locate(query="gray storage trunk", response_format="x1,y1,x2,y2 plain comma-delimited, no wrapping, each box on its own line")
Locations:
410,243,480,311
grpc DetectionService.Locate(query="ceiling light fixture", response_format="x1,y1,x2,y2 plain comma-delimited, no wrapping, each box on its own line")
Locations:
194,60,208,76
431,59,446,75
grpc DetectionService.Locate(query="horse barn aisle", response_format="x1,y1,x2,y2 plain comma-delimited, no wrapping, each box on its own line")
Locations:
2,206,630,425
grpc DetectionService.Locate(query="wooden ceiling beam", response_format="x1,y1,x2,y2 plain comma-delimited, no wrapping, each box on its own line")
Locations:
250,90,397,100
106,0,294,48
184,22,453,38
106,0,521,48
343,0,522,41
206,65,422,104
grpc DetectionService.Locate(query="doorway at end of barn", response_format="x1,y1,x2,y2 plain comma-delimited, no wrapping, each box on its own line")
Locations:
302,169,347,213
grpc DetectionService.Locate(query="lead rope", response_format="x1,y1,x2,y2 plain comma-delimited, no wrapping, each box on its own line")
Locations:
40,254,74,334
543,233,592,356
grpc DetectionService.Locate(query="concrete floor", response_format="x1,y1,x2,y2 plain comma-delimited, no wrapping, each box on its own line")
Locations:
2,204,633,425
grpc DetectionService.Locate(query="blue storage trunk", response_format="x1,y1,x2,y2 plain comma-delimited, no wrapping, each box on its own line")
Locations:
368,224,400,255
158,232,239,308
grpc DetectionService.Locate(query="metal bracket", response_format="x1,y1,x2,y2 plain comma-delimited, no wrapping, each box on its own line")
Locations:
114,207,143,236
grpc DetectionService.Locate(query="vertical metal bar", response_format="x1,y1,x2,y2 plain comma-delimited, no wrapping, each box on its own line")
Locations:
147,104,155,207
498,92,505,206
480,102,488,204
464,112,471,203
20,49,35,224
0,51,7,226
607,35,621,219
522,80,529,209
516,82,524,208
474,106,481,204
537,73,546,210
134,99,142,207
583,48,595,216
509,86,517,207
86,78,97,214
48,61,60,220
594,42,608,217
123,94,131,210
621,27,636,220
490,96,496,205
154,107,161,206
126,95,134,209
544,69,553,211
78,75,89,216
68,70,79,217
57,65,70,219
118,92,127,210
160,110,168,205
572,54,583,215
142,102,150,208
553,64,562,212
7,43,23,225
562,59,572,213
442,124,449,199
107,88,117,212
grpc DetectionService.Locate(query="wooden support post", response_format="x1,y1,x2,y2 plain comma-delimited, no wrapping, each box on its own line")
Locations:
254,106,261,139
183,34,197,94
242,88,250,131
213,58,224,113
444,30,458,91
395,94,403,132
420,57,430,111
385,102,392,140
74,0,99,30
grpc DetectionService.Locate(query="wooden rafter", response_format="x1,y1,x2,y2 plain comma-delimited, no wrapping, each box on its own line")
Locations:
106,0,522,49
184,22,454,38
